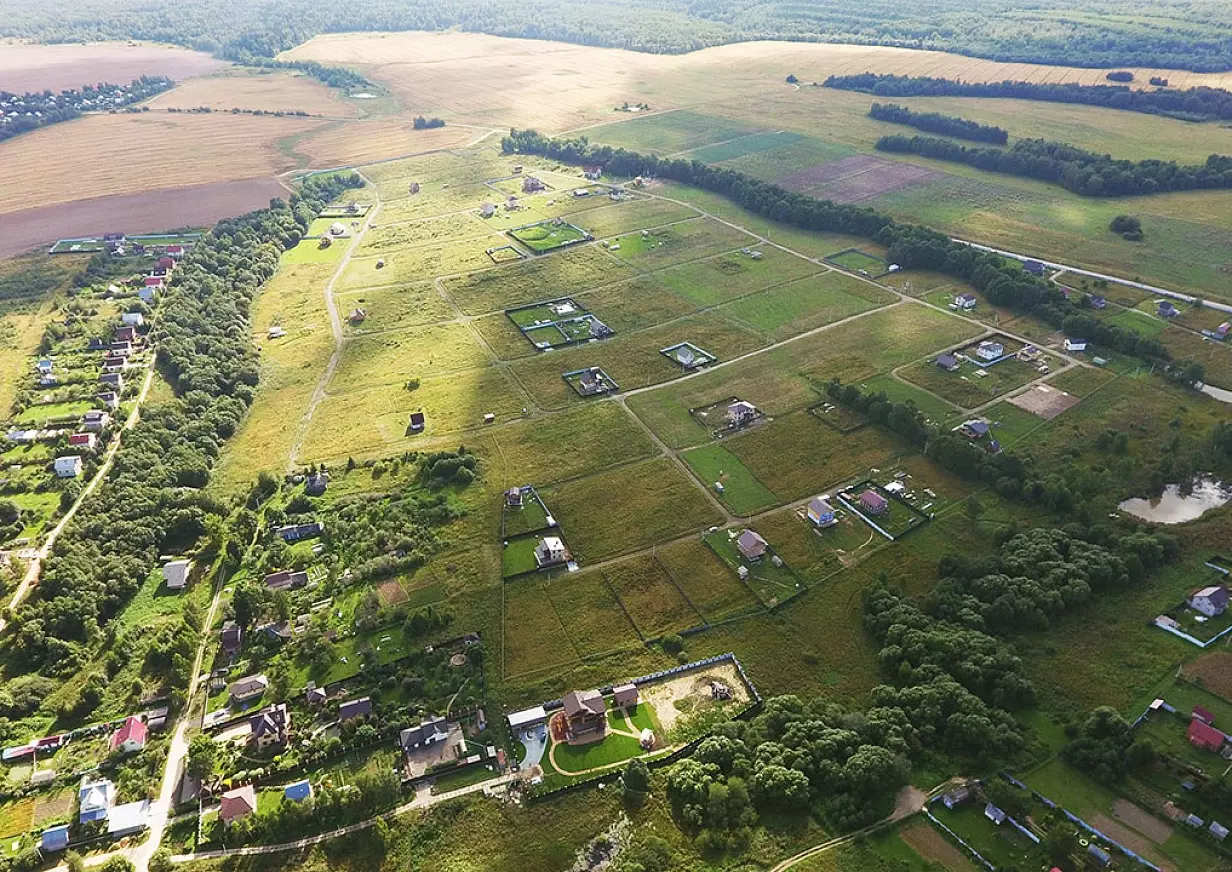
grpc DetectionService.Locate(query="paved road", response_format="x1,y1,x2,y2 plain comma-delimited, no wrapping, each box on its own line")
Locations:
0,364,156,633
956,239,1232,316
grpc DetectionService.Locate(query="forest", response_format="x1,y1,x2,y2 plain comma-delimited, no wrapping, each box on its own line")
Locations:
826,73,1232,122
7,172,364,679
868,102,1008,144
1,0,1232,71
875,134,1232,197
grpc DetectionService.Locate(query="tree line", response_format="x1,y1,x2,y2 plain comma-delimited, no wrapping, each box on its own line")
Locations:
876,133,1232,197
9,171,363,679
0,76,173,144
826,73,1232,122
869,102,1008,144
501,129,1169,368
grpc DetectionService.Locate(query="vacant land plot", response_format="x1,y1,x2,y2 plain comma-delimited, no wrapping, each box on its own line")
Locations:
686,131,805,164
503,577,578,677
1007,383,1082,420
719,271,894,340
148,68,357,116
0,42,226,92
655,538,761,621
681,444,777,515
575,275,698,334
658,247,823,306
330,322,492,391
339,237,504,289
777,155,939,203
544,573,641,655
899,820,978,872
899,354,1049,410
603,554,702,637
826,249,890,276
568,198,698,238
359,212,490,254
443,247,631,315
579,111,757,155
859,374,958,423
1182,652,1232,703
1160,327,1232,390
542,458,723,563
607,218,755,270
338,281,455,333
1047,365,1117,397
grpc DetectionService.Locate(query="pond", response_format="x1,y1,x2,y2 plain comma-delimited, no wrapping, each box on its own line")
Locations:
1119,478,1231,524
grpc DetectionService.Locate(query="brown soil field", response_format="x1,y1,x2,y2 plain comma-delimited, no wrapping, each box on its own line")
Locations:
145,69,360,117
0,112,320,216
295,119,481,168
776,155,938,203
1090,813,1172,868
283,32,1232,133
1182,652,1232,702
1008,384,1081,420
1112,798,1174,845
0,41,227,93
899,820,977,872
0,178,288,259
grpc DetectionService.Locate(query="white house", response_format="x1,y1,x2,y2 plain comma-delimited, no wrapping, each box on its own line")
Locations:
121,312,144,327
953,293,978,310
163,559,191,591
975,341,1004,361
535,536,568,567
54,456,83,478
1064,338,1088,352
1191,585,1229,618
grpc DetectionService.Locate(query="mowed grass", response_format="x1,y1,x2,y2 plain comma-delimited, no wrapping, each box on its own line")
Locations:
567,197,699,238
330,322,493,391
337,281,455,334
338,236,506,289
375,182,492,223
580,110,757,154
602,554,703,637
718,271,895,340
541,457,723,563
606,218,756,270
681,444,777,515
281,238,348,264
657,246,824,306
686,131,805,164
544,572,642,655
442,246,631,315
897,354,1049,410
574,275,699,334
859,374,958,423
655,537,761,621
502,576,578,677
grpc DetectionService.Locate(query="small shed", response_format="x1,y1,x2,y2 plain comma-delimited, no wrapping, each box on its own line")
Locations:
41,825,70,852
612,684,638,708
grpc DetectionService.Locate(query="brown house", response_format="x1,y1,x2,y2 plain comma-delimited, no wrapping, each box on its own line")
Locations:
562,689,606,740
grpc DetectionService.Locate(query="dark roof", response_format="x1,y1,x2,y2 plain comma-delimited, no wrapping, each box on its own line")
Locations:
339,698,373,720
936,354,958,368
401,716,449,748
250,704,289,739
562,690,605,718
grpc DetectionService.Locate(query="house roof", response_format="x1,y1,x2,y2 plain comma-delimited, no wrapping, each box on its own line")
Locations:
401,716,450,748
107,800,150,835
1189,718,1225,748
507,706,547,729
956,293,977,303
1195,705,1216,723
250,704,289,738
964,420,990,435
229,674,268,698
1194,585,1227,604
936,354,958,367
563,689,605,718
736,529,768,556
808,497,834,516
41,825,70,851
110,716,148,751
219,785,256,822
339,698,373,720
613,683,638,705
860,489,888,508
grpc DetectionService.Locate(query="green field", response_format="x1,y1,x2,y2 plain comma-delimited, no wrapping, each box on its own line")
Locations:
826,249,890,276
681,444,777,515
508,220,590,253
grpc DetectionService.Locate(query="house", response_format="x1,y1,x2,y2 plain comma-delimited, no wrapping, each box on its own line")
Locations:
953,293,978,310
522,176,544,193
69,433,97,451
36,359,53,374
400,716,451,750
219,785,257,825
97,392,120,411
406,410,426,434
562,690,606,738
480,202,496,218
736,530,769,561
507,706,548,732
305,471,329,496
221,621,243,657
578,369,603,394
1023,260,1045,275
121,312,144,327
41,825,70,852
589,318,612,339
1211,821,1229,841
78,778,115,823
166,245,185,259
505,487,524,508
1189,718,1225,753
109,716,148,755
1194,705,1216,725
1087,844,1111,867
583,166,603,180
1063,338,1088,353
99,372,124,390
535,536,568,568
263,569,308,591
1216,322,1231,340
88,336,108,351
338,698,373,721
54,456,83,478
229,673,267,703
274,521,324,542
807,497,837,527
329,222,347,237
935,353,960,372
257,622,292,644
727,401,758,426
157,256,175,270
114,326,137,343
975,340,1004,361
144,275,164,288
306,687,328,707
1190,585,1229,617
941,786,971,809
984,803,1007,825
1090,295,1107,310
859,489,889,515
1158,300,1180,318
83,410,111,432
284,780,313,803
612,684,638,708
250,704,290,749
137,286,156,303
960,420,990,439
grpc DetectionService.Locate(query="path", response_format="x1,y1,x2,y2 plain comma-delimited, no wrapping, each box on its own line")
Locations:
956,239,1232,315
286,170,380,471
0,364,156,634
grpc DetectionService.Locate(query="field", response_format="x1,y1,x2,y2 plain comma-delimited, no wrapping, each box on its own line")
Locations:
0,42,226,92
508,220,590,253
681,444,777,515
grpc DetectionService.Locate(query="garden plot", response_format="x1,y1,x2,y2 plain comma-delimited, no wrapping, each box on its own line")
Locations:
899,341,1054,410
501,485,555,538
1007,383,1081,420
501,531,573,579
337,281,455,334
655,538,761,621
704,528,802,608
835,479,930,540
565,197,698,239
657,247,823,307
338,236,505,289
681,444,776,516
508,219,591,254
443,246,630,316
506,297,612,350
777,155,938,203
563,366,619,396
824,247,893,278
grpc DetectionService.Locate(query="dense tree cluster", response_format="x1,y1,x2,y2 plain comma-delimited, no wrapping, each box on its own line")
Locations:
242,58,373,92
869,102,1008,144
8,171,363,673
823,380,929,447
412,116,446,130
1061,707,1150,782
876,133,1232,197
826,73,1232,122
1105,71,1134,82
0,77,172,143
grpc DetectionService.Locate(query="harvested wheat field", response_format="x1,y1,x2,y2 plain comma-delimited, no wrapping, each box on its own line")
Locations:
284,32,1232,133
296,119,481,168
0,178,288,259
146,68,360,117
0,41,227,93
0,112,323,216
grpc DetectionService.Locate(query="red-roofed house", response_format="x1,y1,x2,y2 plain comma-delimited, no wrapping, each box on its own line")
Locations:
1189,719,1225,753
144,276,164,288
219,785,256,825
110,716,148,755
166,245,185,259
1194,706,1215,725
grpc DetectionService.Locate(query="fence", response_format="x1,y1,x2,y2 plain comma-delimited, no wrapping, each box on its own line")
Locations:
1151,616,1232,648
922,805,995,871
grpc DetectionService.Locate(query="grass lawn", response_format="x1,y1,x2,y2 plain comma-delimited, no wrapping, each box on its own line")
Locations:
718,271,893,341
281,239,347,264
681,444,777,515
550,731,645,775
509,221,589,253
929,802,1041,870
657,246,823,307
704,529,802,608
859,373,959,424
978,401,1048,446
502,493,552,537
502,536,546,578
431,763,499,794
826,249,889,275
898,353,1050,410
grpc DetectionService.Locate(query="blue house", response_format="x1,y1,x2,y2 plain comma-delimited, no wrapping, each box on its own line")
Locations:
78,778,114,823
1090,295,1107,309
1023,260,1045,276
1158,300,1180,318
41,825,70,852
807,497,836,527
284,779,313,803
1087,844,1111,867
